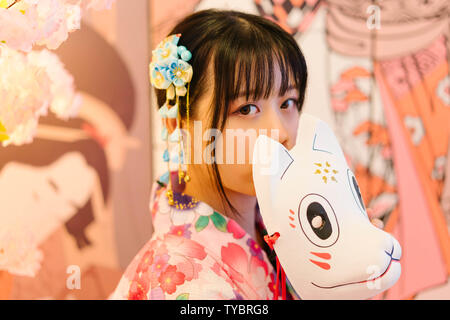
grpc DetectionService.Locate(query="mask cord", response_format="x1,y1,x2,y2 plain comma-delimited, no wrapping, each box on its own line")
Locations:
264,232,286,300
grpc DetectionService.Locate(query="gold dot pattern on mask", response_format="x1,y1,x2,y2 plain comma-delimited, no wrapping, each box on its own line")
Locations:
314,161,338,184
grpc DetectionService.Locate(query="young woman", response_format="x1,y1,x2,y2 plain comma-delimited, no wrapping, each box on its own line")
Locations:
111,8,379,300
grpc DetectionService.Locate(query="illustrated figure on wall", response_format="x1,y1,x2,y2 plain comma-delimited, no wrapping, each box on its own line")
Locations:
0,23,138,299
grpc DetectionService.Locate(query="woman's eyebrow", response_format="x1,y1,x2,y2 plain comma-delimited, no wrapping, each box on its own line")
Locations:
235,85,297,99
282,85,298,96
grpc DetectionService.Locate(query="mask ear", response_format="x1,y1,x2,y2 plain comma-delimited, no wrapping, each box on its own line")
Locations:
252,135,294,229
310,117,346,162
252,134,294,181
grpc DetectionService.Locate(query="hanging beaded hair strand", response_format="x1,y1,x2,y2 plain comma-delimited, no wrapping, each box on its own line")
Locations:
149,33,193,205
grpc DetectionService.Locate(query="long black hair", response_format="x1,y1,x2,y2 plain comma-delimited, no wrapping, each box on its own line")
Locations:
154,9,308,217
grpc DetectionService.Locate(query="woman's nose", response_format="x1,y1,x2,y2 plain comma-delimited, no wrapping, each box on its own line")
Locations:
261,107,290,148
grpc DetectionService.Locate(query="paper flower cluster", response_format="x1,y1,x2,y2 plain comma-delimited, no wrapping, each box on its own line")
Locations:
0,226,43,277
0,0,116,52
0,0,116,147
0,45,82,146
0,0,115,279
149,34,193,98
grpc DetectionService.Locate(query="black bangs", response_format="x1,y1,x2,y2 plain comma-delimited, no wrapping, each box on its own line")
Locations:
211,14,308,130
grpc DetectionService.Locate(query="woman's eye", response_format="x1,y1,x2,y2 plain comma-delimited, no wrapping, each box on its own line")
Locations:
237,104,258,116
281,98,299,110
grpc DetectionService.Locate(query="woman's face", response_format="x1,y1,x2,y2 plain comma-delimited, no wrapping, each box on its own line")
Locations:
187,61,300,196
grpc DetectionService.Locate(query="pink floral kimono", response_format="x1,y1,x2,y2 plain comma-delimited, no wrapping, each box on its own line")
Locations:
111,179,297,300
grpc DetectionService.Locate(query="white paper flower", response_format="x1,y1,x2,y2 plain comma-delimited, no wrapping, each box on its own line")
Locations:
0,45,51,146
0,46,81,146
0,0,115,52
28,49,82,120
0,3,38,52
0,226,43,277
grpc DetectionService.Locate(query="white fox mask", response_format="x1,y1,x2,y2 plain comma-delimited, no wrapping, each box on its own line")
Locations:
252,112,401,300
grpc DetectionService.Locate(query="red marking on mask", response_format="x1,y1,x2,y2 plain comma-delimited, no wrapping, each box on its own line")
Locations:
289,223,296,229
288,216,294,221
289,209,295,215
310,252,331,260
310,259,331,270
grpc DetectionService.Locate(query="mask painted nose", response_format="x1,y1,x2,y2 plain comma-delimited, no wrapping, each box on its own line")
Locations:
385,234,402,262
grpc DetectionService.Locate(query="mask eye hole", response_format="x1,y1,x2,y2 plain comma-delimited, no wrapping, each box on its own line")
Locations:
298,194,339,248
307,202,332,240
347,169,367,218
352,176,365,210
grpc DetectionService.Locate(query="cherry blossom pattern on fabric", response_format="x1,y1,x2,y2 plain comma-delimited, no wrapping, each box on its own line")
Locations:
111,181,279,300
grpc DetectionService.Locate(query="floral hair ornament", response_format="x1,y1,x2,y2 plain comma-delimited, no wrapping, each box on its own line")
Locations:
150,33,193,206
